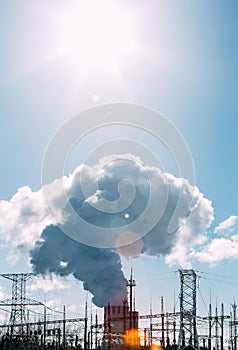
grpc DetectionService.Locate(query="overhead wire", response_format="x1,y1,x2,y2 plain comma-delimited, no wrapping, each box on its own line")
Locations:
199,276,238,287
197,285,209,315
198,270,238,282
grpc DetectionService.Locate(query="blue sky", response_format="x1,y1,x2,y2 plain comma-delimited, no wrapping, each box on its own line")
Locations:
0,0,238,327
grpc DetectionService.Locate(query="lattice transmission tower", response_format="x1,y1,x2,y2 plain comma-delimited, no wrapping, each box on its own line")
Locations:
177,269,199,350
0,273,43,335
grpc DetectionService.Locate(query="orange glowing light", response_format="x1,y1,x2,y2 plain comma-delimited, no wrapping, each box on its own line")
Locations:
124,328,141,347
151,343,161,350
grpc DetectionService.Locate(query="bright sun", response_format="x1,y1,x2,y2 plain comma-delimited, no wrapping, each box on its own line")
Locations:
57,1,136,75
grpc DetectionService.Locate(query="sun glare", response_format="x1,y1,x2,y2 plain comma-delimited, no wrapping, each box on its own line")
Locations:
124,328,141,347
58,1,135,74
151,343,161,350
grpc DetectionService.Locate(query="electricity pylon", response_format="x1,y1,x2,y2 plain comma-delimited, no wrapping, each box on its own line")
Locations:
177,269,199,350
0,273,43,335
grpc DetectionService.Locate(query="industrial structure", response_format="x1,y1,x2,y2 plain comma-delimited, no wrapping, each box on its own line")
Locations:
177,269,198,350
0,273,43,335
103,268,139,349
0,269,237,350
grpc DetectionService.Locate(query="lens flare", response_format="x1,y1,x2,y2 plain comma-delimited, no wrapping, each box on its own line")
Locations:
151,343,161,350
123,328,141,347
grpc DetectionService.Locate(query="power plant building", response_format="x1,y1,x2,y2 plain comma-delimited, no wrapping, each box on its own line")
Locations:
104,300,139,349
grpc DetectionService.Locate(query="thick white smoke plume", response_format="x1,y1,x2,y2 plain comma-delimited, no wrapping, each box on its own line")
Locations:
0,154,216,306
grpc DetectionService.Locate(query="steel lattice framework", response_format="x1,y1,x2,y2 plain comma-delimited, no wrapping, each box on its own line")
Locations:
177,269,199,350
0,273,43,335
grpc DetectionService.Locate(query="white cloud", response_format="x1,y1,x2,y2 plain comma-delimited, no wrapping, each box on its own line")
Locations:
67,304,77,313
186,215,238,266
28,275,68,293
0,186,52,262
45,297,62,309
191,235,238,265
214,215,238,235
165,189,214,267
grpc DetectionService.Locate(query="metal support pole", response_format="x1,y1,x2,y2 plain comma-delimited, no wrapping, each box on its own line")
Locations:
230,310,233,350
95,313,98,349
144,328,147,347
166,312,169,347
108,303,111,349
127,264,136,330
150,297,152,347
233,303,237,350
215,305,219,350
221,303,224,350
209,303,212,350
84,301,88,350
63,305,66,350
43,305,46,350
161,297,165,348
90,309,93,350
123,299,127,334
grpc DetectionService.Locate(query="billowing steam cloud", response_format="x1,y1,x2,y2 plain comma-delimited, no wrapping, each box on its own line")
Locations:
0,154,216,306
30,225,127,307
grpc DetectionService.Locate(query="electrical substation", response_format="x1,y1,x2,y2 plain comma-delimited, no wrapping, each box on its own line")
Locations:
0,270,237,350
